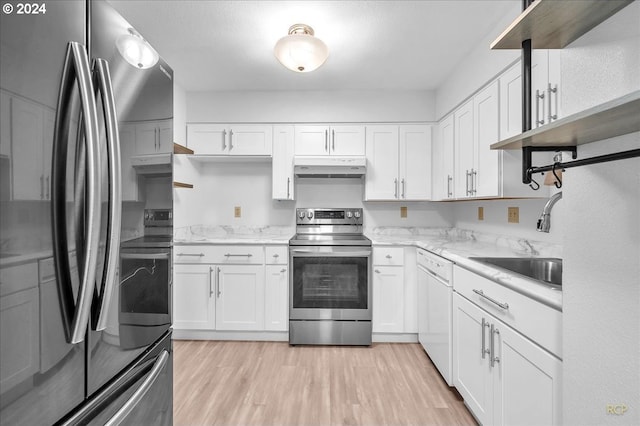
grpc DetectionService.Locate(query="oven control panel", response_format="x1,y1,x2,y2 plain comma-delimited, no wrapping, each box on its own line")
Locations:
296,208,363,225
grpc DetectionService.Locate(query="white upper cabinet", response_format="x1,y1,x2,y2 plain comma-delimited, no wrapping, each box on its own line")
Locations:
186,124,272,156
134,119,173,154
438,114,455,200
119,123,145,202
294,125,365,156
272,125,295,200
454,99,474,198
365,124,432,201
499,62,523,139
532,50,562,129
473,81,500,198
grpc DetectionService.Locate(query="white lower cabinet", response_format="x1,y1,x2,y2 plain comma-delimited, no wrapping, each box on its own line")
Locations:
173,264,216,330
453,293,562,425
215,265,265,331
372,265,404,333
265,265,288,331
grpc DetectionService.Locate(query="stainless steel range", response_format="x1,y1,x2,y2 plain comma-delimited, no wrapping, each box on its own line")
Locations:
289,208,372,345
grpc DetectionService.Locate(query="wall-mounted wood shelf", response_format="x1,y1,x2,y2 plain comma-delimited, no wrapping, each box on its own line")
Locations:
491,91,640,150
173,143,194,155
491,0,634,50
173,181,193,189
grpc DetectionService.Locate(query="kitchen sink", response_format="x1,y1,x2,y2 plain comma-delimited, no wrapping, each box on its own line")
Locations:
470,257,562,286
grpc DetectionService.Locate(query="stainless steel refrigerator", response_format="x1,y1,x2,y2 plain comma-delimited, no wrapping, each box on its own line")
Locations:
0,1,173,424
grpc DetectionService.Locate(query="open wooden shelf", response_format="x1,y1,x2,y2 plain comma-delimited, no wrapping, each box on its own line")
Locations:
491,0,634,50
174,143,194,155
491,91,640,150
173,181,194,189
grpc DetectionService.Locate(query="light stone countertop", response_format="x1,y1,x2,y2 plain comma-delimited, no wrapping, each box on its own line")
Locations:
173,225,294,245
367,227,563,311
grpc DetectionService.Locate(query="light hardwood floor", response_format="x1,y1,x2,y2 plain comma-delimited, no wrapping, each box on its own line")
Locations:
173,340,477,426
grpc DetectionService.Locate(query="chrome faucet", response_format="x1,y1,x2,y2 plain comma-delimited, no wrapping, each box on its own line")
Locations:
537,192,562,233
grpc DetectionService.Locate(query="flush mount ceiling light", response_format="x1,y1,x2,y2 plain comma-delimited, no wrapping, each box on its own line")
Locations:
116,28,159,70
274,24,329,73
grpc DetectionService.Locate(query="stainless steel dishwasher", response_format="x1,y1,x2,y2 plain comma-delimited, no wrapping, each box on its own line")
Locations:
417,248,453,386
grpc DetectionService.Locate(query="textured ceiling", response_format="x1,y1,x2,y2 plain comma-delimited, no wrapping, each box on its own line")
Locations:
108,0,519,92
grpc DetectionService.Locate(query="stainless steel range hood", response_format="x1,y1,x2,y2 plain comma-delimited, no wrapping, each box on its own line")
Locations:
131,153,172,177
294,156,366,178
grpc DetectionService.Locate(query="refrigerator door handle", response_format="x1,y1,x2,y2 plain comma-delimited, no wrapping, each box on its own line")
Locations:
51,42,102,344
104,350,170,426
93,58,122,331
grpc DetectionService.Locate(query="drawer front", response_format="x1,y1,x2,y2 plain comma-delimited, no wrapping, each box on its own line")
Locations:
373,247,404,266
453,266,562,358
174,245,265,264
265,246,288,265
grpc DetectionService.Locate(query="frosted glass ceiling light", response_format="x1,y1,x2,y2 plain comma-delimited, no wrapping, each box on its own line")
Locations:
274,24,329,73
116,28,159,69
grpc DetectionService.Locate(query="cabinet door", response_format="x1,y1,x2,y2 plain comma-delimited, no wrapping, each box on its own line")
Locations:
532,50,549,129
186,124,227,155
173,264,215,330
454,100,474,198
0,288,40,393
265,265,288,331
453,294,493,425
372,266,404,333
330,125,365,156
272,125,295,200
157,120,173,153
135,121,159,154
228,125,272,156
399,125,431,200
0,92,10,157
119,124,143,202
294,125,330,156
438,114,455,200
364,125,399,200
473,81,500,198
499,62,523,139
11,97,44,200
216,265,265,331
547,50,561,124
493,317,562,426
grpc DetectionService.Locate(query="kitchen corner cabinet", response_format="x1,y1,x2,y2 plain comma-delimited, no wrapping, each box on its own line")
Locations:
134,120,173,154
272,125,295,200
365,125,432,201
453,293,562,425
186,124,273,156
173,264,216,330
294,125,365,156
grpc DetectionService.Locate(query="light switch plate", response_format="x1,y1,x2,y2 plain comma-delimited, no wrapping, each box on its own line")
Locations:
478,206,484,221
234,206,241,218
400,206,407,218
508,207,519,223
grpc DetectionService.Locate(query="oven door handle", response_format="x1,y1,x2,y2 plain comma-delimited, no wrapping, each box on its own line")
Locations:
121,253,171,260
290,249,372,257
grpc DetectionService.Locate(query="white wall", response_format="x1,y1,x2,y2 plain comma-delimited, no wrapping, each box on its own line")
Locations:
173,82,187,145
187,89,435,123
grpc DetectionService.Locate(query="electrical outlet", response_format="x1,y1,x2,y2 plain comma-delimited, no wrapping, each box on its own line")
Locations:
234,206,241,218
508,207,519,223
478,206,484,221
400,206,408,218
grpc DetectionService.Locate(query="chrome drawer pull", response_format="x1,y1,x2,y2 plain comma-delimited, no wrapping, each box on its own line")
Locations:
472,289,509,310
224,253,253,257
177,253,204,257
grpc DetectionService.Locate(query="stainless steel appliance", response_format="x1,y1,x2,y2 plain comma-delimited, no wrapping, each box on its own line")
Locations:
289,208,372,345
0,1,173,424
417,248,453,386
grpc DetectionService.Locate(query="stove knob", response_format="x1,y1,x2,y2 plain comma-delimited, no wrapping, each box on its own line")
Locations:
307,211,313,219
298,211,305,219
354,211,361,219
347,211,353,218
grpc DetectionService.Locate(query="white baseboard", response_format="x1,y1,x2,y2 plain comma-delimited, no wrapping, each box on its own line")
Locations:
373,333,419,343
172,329,418,344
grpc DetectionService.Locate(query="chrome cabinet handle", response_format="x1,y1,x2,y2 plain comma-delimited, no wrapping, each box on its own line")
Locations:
222,129,227,150
447,175,453,198
216,266,222,298
45,176,50,199
535,89,545,126
491,326,500,367
473,289,509,310
155,128,158,151
548,83,558,122
229,129,233,150
177,253,204,257
287,177,290,199
325,129,328,152
471,169,477,195
401,178,406,198
481,318,490,359
104,350,169,426
224,253,253,257
394,178,398,198
465,170,470,196
40,175,44,199
93,58,122,331
332,129,335,152
51,42,101,345
209,267,214,297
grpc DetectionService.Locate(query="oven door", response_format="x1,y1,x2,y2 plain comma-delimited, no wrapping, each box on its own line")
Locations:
119,248,172,349
290,246,372,321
